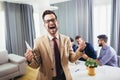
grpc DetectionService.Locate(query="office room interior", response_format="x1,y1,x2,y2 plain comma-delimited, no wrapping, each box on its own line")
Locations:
0,0,120,80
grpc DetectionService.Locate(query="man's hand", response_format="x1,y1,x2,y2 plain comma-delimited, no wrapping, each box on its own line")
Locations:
24,49,34,62
82,54,89,60
96,59,102,66
77,41,86,52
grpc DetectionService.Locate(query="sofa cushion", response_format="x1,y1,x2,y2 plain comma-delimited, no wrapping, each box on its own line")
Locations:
9,54,26,63
0,50,8,65
0,63,18,77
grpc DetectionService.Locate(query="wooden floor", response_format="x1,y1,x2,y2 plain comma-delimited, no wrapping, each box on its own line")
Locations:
16,65,38,80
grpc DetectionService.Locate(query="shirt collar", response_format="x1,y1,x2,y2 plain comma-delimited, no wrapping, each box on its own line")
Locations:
48,33,59,41
102,45,108,50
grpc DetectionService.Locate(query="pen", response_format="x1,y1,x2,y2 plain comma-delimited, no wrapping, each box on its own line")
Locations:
75,69,79,72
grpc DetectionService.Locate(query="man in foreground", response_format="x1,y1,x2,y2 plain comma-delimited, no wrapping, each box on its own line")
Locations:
25,10,86,80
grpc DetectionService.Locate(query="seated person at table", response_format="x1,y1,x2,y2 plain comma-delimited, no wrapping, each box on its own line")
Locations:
70,37,78,52
75,35,97,61
96,34,118,67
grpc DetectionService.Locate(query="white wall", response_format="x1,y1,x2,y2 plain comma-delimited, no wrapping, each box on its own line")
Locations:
0,9,6,50
34,11,47,38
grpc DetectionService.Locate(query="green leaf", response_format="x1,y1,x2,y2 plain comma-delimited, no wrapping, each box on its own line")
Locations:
85,58,98,68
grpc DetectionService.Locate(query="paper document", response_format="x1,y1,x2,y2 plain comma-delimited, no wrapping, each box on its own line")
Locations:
25,41,39,63
25,41,32,50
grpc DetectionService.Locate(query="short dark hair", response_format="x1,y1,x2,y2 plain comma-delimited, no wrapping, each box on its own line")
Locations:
70,37,74,42
97,34,108,43
42,10,57,20
75,35,81,40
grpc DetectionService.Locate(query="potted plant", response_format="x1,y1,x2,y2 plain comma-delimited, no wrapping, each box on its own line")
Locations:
85,58,98,76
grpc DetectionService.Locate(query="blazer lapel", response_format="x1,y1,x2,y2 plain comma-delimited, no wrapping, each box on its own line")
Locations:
59,34,64,59
43,36,53,63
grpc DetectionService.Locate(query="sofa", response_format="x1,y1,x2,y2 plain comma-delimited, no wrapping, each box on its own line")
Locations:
0,50,26,80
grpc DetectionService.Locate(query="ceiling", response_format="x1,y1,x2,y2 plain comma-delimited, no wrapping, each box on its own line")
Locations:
0,0,111,12
0,0,70,6
0,0,70,12
0,0,70,4
94,0,111,5
0,0,111,7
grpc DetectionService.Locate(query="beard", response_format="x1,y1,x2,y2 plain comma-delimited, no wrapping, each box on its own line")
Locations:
99,43,102,47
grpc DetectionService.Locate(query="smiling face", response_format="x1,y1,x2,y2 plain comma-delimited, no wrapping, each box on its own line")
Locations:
43,14,58,36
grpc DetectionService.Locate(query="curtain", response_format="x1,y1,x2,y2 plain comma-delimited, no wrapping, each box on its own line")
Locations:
53,0,93,44
4,2,35,56
111,0,120,55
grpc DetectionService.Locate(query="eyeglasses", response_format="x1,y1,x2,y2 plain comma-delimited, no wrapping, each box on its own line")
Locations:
44,18,57,23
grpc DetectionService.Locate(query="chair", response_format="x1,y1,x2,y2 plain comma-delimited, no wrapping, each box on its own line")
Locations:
0,50,26,80
117,56,120,67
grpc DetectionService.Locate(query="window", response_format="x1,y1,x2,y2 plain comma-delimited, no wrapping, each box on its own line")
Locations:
93,0,111,54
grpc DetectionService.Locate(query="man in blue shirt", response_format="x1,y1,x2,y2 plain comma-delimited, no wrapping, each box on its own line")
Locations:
75,35,97,61
96,34,118,67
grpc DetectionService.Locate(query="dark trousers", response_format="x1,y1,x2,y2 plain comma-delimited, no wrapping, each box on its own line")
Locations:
52,72,66,80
